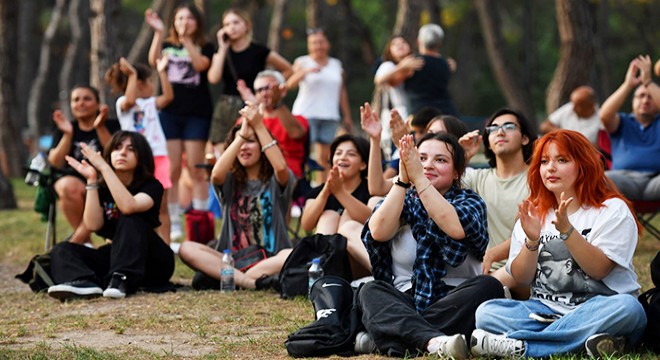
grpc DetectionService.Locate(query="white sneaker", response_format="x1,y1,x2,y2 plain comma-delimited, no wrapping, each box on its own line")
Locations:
471,329,525,357
170,242,181,255
427,334,468,359
354,331,377,354
170,222,184,242
585,333,625,358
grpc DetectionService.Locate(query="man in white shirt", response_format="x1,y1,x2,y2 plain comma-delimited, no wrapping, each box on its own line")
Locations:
540,86,601,146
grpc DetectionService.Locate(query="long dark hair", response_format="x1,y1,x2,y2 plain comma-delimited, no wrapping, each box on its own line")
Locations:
103,131,155,192
224,125,273,190
483,108,536,168
167,3,207,46
416,132,465,188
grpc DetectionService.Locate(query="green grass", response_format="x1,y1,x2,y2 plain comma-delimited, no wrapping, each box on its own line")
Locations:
1,179,658,359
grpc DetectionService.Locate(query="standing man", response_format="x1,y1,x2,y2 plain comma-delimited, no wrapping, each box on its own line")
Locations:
239,70,308,179
600,55,660,201
540,86,601,146
459,108,536,295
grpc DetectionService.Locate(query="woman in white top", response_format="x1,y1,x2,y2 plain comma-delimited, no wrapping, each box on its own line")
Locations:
472,130,647,358
287,29,352,182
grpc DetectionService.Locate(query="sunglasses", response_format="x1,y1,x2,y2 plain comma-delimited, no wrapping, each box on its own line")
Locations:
485,122,518,135
254,84,272,94
306,27,324,35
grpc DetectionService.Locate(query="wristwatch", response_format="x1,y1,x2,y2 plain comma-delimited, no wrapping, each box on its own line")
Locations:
559,225,574,241
392,176,411,189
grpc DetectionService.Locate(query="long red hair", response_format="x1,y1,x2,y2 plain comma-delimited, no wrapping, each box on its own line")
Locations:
527,130,640,232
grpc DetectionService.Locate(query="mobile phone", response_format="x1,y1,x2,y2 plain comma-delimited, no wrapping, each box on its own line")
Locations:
528,312,561,323
222,33,229,41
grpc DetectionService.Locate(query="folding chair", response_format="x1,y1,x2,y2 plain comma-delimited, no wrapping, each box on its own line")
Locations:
26,153,58,251
634,201,660,241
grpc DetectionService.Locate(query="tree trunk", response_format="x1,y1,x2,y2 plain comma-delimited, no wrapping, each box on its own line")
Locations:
394,0,423,51
127,0,166,64
474,0,536,125
545,0,594,114
306,0,322,29
268,0,287,52
27,0,67,141
424,0,442,25
59,0,85,120
89,0,121,106
16,0,41,134
0,1,21,207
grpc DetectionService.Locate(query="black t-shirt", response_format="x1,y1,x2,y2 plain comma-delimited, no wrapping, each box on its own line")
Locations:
405,55,457,116
305,178,370,212
161,41,215,118
49,120,121,177
222,42,270,96
95,177,163,239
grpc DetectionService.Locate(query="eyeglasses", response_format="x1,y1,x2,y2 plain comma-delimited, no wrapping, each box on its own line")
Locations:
306,27,324,36
485,122,518,135
254,84,272,94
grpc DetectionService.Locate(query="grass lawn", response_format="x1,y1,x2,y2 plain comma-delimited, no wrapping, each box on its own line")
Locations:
1,179,658,359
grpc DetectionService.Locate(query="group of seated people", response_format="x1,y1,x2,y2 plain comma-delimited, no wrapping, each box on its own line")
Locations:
40,53,659,359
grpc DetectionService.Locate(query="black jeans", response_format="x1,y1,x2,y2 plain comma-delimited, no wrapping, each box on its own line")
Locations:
50,214,174,292
357,275,503,357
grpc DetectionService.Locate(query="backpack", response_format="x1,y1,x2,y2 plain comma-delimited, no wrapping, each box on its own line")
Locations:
15,253,54,293
185,209,215,244
285,276,362,357
639,250,660,352
279,233,352,299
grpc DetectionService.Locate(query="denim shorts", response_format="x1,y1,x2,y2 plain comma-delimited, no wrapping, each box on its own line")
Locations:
308,118,340,145
159,111,210,141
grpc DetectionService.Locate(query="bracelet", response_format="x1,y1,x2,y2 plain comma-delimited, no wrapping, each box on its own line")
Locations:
417,182,433,196
85,183,99,190
261,139,278,152
524,237,540,251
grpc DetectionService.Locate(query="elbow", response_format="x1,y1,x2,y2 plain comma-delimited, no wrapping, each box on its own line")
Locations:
300,216,314,232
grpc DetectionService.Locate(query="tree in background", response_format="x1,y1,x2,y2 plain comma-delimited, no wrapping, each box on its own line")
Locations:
0,0,19,208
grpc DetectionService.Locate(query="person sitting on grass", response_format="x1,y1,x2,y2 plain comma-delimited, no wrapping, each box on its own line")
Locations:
179,104,295,290
471,130,646,358
47,131,174,301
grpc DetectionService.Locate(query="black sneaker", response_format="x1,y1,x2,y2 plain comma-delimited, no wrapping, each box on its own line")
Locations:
48,280,103,301
585,333,626,358
255,274,281,292
103,272,128,299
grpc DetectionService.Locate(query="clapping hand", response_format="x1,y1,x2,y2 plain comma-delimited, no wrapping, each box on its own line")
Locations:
399,134,423,185
551,192,574,235
518,200,542,242
325,165,343,195
52,110,73,135
360,102,382,140
239,103,264,130
390,109,407,148
93,105,109,129
156,54,169,73
144,9,164,33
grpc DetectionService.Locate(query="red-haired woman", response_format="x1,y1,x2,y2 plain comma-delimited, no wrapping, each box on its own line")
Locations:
472,130,646,358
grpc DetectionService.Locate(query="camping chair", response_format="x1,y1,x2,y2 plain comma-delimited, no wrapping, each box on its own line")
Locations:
25,153,57,251
634,201,660,241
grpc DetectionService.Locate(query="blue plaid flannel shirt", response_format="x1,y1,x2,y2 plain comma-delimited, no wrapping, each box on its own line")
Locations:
362,185,488,311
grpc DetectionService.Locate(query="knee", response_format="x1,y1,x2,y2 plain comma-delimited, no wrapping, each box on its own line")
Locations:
611,294,647,328
178,241,198,264
474,299,505,329
55,178,84,202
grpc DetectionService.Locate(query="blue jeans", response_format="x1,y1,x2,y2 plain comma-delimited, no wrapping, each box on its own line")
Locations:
475,295,646,358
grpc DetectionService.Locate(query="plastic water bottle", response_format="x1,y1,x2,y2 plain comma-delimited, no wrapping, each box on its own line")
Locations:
25,152,46,186
220,249,235,293
308,257,324,294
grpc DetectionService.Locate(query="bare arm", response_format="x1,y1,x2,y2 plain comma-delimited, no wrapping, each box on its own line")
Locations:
207,28,229,84
374,56,423,87
155,55,174,109
266,51,293,79
285,61,315,90
300,186,331,232
119,58,138,112
243,105,290,186
361,102,391,196
48,111,73,169
339,79,352,132
145,9,165,67
539,120,559,134
210,120,246,186
180,37,210,73
268,84,305,139
600,59,641,134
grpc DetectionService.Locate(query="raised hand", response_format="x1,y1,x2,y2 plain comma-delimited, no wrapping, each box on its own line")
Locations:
156,54,169,73
399,134,423,185
144,9,165,33
65,155,98,181
119,57,136,76
551,192,574,234
360,102,382,139
390,109,407,148
635,54,652,85
518,200,542,242
52,110,73,135
624,58,642,89
93,105,109,129
236,79,256,104
458,130,482,161
239,103,264,129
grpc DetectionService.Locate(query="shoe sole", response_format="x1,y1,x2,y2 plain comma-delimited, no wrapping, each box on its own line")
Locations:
48,290,102,302
585,335,625,358
103,289,126,299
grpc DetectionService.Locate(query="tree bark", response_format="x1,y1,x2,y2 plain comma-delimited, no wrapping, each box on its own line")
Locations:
474,0,536,125
27,0,67,141
16,0,41,133
306,0,322,29
127,0,166,64
545,0,594,114
593,1,612,96
89,0,121,105
0,0,20,207
394,0,422,51
268,0,287,52
59,0,85,120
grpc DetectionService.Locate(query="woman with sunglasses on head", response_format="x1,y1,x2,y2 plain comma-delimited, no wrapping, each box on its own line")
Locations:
47,131,174,301
287,28,352,182
207,8,292,149
471,130,646,358
179,104,295,290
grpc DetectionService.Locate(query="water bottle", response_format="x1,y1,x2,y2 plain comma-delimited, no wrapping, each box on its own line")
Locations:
308,257,324,294
25,152,46,186
220,249,235,293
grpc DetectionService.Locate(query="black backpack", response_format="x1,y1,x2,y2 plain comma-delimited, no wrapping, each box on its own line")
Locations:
279,233,352,299
639,250,660,353
285,276,362,357
15,252,54,293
